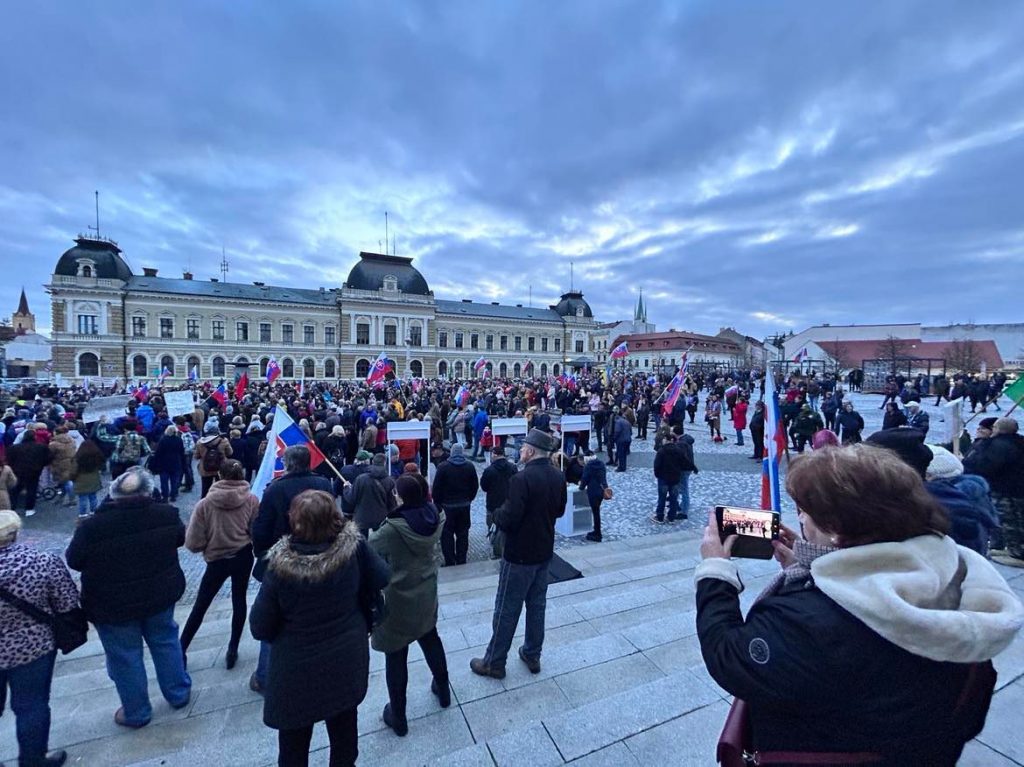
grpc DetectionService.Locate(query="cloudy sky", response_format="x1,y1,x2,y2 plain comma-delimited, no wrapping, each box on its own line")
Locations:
3,1,1023,338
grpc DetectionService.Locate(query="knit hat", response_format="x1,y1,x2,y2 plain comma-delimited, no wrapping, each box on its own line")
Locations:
906,401,920,410
355,450,372,461
0,510,22,540
925,445,963,480
395,474,424,507
865,427,931,478
331,425,344,436
979,417,998,430
450,442,465,457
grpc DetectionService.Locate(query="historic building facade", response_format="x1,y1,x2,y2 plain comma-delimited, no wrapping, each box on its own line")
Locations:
46,236,599,382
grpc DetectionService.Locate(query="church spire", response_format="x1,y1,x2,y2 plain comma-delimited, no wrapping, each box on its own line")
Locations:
17,287,29,316
634,289,646,323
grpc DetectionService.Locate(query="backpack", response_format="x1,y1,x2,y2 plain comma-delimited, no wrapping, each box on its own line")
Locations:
119,434,142,463
202,439,225,473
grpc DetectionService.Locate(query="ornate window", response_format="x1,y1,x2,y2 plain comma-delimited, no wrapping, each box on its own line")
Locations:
528,337,536,352
259,357,270,377
540,363,548,377
78,352,99,377
324,326,336,345
554,338,561,353
542,337,548,352
303,358,315,378
512,363,520,378
514,336,522,352
324,359,336,378
500,362,508,377
303,325,315,345
470,333,479,350
409,324,422,347
212,320,225,341
453,361,464,378
282,324,293,344
187,319,200,339
486,334,494,351
131,316,147,337
356,358,370,378
384,323,397,346
500,335,508,351
160,318,174,339
282,358,294,377
78,314,98,335
160,355,175,376
454,331,464,349
356,322,370,345
187,356,200,376
260,322,272,343
438,330,448,348
553,364,561,376
132,354,147,377
438,360,448,377
212,356,225,378
383,275,398,292
410,360,423,377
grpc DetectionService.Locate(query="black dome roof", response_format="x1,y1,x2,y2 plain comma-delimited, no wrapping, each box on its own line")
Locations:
344,252,430,295
554,291,593,318
54,237,133,281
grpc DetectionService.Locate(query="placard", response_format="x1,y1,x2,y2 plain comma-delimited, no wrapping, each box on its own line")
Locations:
491,417,528,437
81,395,133,424
942,397,964,455
165,390,197,418
386,418,433,480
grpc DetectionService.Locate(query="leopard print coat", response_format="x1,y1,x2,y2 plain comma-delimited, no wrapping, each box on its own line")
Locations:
0,543,81,669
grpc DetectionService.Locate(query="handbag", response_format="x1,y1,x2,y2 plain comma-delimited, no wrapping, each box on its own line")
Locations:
0,584,88,655
356,541,387,634
602,486,614,501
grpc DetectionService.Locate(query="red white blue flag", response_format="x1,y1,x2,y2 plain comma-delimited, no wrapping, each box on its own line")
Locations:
266,357,282,384
661,352,689,416
610,341,629,359
366,352,393,386
251,406,326,499
761,372,786,512
211,381,228,408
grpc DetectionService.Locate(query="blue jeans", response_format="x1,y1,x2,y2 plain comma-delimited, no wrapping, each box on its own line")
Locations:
0,650,56,762
159,470,182,501
254,640,271,687
94,605,192,725
484,559,550,669
735,428,744,446
809,395,819,411
77,492,98,516
655,479,680,520
678,471,692,517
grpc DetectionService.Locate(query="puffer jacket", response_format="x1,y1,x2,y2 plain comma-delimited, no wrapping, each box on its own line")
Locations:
185,479,260,562
926,475,999,555
48,433,78,483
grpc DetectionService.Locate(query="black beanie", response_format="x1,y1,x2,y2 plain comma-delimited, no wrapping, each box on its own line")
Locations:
865,427,931,478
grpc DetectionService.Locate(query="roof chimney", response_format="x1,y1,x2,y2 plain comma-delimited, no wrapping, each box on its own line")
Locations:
253,281,265,287
142,267,158,277
210,278,219,282
182,270,193,280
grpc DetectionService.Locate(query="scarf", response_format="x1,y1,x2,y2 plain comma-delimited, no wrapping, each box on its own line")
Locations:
756,539,838,603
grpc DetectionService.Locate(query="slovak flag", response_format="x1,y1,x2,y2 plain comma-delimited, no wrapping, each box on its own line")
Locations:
455,384,470,407
610,341,629,359
725,384,740,397
761,372,787,512
790,347,808,364
188,365,198,383
134,381,150,402
473,357,489,375
366,352,392,386
158,366,172,385
661,352,690,417
251,406,326,499
266,357,282,384
211,381,228,408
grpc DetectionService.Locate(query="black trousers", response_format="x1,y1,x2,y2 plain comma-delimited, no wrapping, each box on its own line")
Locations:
10,476,40,511
200,474,216,498
179,547,254,653
384,627,449,719
277,708,358,767
588,496,603,536
440,505,471,565
751,431,764,459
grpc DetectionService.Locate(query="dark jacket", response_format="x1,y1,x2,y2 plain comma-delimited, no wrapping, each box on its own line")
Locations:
882,409,908,430
837,409,865,443
66,495,186,624
7,440,49,482
250,524,390,730
905,410,930,437
963,433,1024,497
480,457,518,512
612,415,632,445
696,575,980,766
653,442,696,485
926,476,999,555
343,464,396,536
251,471,333,579
579,458,608,502
431,455,479,509
495,457,567,565
150,434,186,475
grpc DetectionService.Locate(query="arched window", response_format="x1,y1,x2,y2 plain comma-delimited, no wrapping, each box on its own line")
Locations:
78,352,99,377
187,356,200,378
410,360,423,377
212,356,225,378
81,265,92,277
236,356,249,365
500,362,508,378
485,362,493,376
437,360,448,378
540,363,548,377
259,357,270,377
132,354,147,377
160,356,175,377
356,358,370,379
512,363,520,378
453,361,464,378
282,358,294,378
303,358,315,378
324,359,336,378
553,364,560,376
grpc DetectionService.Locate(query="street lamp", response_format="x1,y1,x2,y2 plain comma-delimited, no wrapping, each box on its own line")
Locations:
404,337,412,378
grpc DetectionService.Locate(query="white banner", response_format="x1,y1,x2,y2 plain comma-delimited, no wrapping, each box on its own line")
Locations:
942,397,964,454
81,395,133,424
164,390,197,419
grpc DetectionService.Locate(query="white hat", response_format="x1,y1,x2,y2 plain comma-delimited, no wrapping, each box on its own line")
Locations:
906,401,920,409
0,510,22,540
926,444,963,480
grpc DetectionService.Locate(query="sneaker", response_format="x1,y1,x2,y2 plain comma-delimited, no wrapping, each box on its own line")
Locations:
991,555,1024,569
650,514,665,524
469,657,505,679
25,509,36,517
518,646,541,674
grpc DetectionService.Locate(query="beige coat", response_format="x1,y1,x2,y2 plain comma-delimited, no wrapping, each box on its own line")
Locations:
48,434,78,483
0,465,17,510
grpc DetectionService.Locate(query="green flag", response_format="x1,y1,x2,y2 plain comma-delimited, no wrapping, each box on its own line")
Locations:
1003,376,1024,404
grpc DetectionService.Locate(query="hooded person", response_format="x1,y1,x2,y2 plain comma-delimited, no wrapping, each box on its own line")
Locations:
924,445,999,556
963,417,1024,565
342,453,397,538
430,442,480,566
368,474,449,737
195,422,233,499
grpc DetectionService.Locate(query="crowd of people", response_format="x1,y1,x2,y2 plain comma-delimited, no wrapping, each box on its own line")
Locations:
0,364,1022,765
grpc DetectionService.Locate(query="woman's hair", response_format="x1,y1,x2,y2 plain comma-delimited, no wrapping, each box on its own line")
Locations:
75,440,107,472
395,473,424,507
218,459,245,481
164,425,179,437
287,490,343,544
786,444,949,546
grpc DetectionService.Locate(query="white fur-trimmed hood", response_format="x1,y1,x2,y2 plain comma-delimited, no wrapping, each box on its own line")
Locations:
811,535,1024,663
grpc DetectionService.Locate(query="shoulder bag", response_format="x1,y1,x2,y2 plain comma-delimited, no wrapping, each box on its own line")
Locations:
0,584,88,655
356,540,387,634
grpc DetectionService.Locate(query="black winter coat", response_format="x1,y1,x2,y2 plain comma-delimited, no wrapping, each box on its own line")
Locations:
431,456,479,509
66,496,186,624
653,442,696,485
7,440,49,482
250,524,390,730
963,433,1024,497
150,434,186,475
251,471,333,579
480,457,517,512
496,458,567,565
579,459,607,503
697,575,976,765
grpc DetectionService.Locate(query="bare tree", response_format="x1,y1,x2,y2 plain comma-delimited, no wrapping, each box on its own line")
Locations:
874,335,912,375
943,339,984,374
820,337,851,377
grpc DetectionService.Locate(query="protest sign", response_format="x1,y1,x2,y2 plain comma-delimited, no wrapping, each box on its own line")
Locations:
164,390,196,418
81,395,133,424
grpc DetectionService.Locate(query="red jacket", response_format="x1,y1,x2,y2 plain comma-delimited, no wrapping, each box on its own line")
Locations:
732,401,748,430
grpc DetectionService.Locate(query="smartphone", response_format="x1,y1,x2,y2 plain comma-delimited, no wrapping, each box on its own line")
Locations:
715,506,781,560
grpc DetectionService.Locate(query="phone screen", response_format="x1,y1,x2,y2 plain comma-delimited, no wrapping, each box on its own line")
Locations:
715,506,781,559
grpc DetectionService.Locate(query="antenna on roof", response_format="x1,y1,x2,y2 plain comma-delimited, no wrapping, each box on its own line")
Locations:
385,211,389,255
220,246,230,283
570,261,574,291
87,190,100,237
529,284,532,308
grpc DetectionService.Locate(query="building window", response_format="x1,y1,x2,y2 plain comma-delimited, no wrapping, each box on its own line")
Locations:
324,326,335,345
455,331,464,349
160,356,175,376
553,364,560,376
356,322,370,345
470,333,479,350
259,358,270,377
282,358,294,377
212,320,225,341
260,323,272,343
438,331,448,348
324,359,336,378
409,325,421,347
131,317,146,337
356,358,370,378
528,337,535,352
486,334,494,351
514,336,522,352
236,321,249,341
212,356,225,378
81,265,92,277
186,319,199,339
132,355,147,377
511,363,519,378
540,363,548,377
384,324,397,346
383,275,398,291
438,360,448,377
74,314,98,335
542,337,548,352
645,359,649,368
304,325,315,345
453,361,464,378
187,356,200,376
282,324,293,344
500,335,508,351
303,358,315,378
411,360,423,377
78,352,99,376
575,340,584,354
554,338,561,352
159,318,174,339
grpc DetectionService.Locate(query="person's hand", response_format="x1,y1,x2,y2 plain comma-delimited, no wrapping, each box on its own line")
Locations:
772,523,798,568
700,517,736,560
